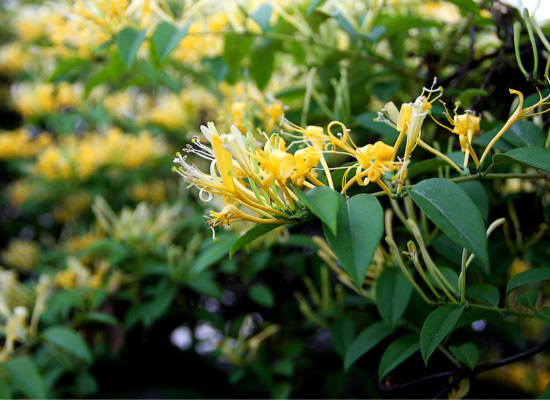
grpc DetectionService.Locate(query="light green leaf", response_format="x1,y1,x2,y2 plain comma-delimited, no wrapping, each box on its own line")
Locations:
409,178,488,265
493,147,550,173
330,317,355,357
420,305,465,365
2,357,46,399
376,268,413,326
344,321,393,370
323,194,384,287
152,21,190,61
447,0,479,14
467,284,500,307
250,4,272,31
378,333,420,379
229,223,285,257
506,268,550,294
458,88,486,108
42,326,93,364
115,27,147,68
449,343,479,370
248,283,275,308
294,185,340,235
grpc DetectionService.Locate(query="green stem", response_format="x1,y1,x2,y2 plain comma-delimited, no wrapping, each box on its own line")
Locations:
459,248,468,304
514,21,530,79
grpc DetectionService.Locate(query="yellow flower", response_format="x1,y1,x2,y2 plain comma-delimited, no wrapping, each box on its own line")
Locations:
1,240,40,272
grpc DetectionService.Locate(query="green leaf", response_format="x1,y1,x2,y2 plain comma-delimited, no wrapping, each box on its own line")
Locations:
467,284,500,307
2,357,46,399
344,321,393,370
248,283,275,308
323,194,384,287
505,121,545,148
152,21,190,61
330,317,355,357
0,372,11,399
506,268,550,294
223,35,253,70
272,359,293,376
307,0,326,15
517,291,538,309
354,112,399,140
250,43,275,90
376,268,413,326
191,234,236,275
458,181,489,221
250,4,272,31
229,223,285,257
115,27,147,68
493,147,550,173
74,311,118,326
186,272,221,298
458,88,487,108
378,333,420,379
449,343,479,370
535,307,550,325
447,0,479,14
409,178,488,265
407,152,464,179
420,305,465,365
538,380,550,399
376,15,443,37
294,185,340,235
42,326,93,364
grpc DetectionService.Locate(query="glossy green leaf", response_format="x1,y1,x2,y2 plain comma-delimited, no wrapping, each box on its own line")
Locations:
493,147,550,173
0,372,11,399
248,283,275,308
152,21,190,61
330,317,355,357
458,181,489,221
467,284,500,307
409,178,488,265
250,4,272,31
230,223,285,257
294,185,340,235
505,121,545,148
323,194,384,287
376,268,413,326
115,27,147,68
449,343,479,370
506,268,550,294
2,357,46,399
42,326,93,364
420,305,465,365
378,333,420,379
344,321,393,370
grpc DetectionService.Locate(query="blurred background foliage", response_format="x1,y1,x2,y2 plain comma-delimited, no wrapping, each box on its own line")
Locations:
0,0,549,398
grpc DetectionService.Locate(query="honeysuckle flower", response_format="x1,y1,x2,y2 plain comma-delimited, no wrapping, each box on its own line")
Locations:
479,86,550,164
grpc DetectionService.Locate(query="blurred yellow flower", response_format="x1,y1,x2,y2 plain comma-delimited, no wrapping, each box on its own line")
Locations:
1,240,40,272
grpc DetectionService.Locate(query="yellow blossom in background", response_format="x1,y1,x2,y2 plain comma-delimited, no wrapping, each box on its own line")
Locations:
1,240,40,272
54,257,110,290
148,93,188,130
10,82,82,118
131,181,166,203
0,43,31,74
0,129,53,159
13,5,51,42
52,192,92,223
8,179,36,207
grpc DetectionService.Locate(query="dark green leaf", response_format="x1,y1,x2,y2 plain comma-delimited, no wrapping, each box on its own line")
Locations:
458,181,489,221
229,223,285,257
271,382,292,400
42,326,93,364
250,43,275,89
354,112,399,140
344,321,393,370
420,305,465,364
330,317,355,357
493,147,550,173
2,358,46,399
0,372,11,399
467,285,500,307
535,307,550,325
272,359,293,376
74,311,118,326
505,121,545,148
409,178,488,265
378,333,420,379
449,343,479,370
376,268,413,326
538,380,550,399
251,4,272,31
293,185,340,235
458,88,486,108
186,272,222,298
152,21,190,61
115,27,147,68
517,291,538,309
506,268,550,294
323,194,384,287
248,283,275,308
